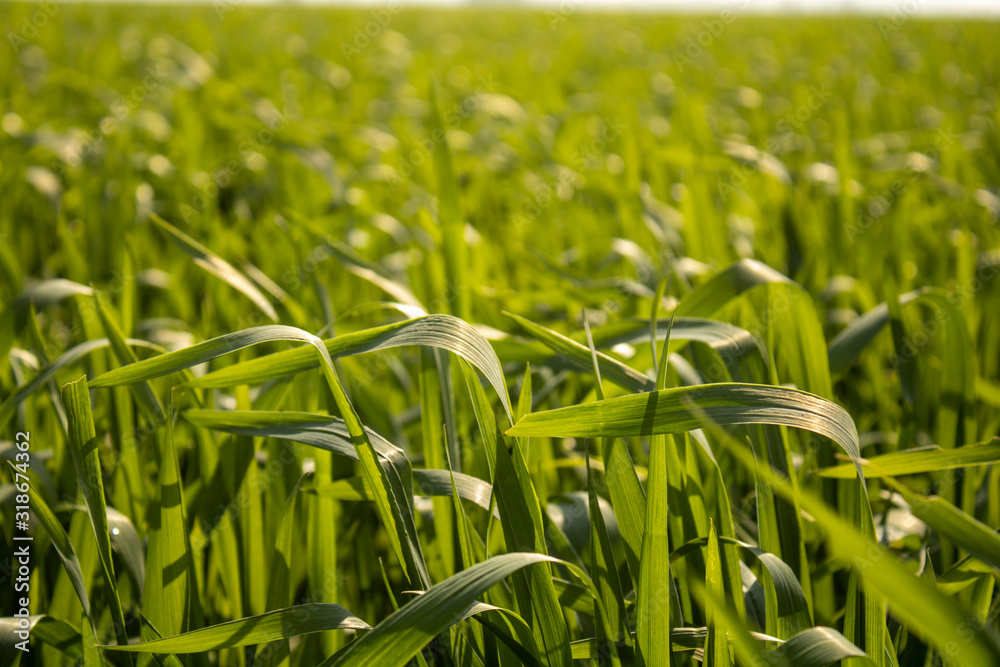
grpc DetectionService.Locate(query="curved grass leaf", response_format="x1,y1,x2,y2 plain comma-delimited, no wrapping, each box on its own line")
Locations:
317,553,599,667
596,316,768,382
674,259,793,319
884,479,1000,572
506,383,864,480
92,291,164,423
182,409,483,537
827,290,924,374
1,615,83,666
182,409,405,460
311,469,495,516
712,427,1000,666
677,259,833,398
505,311,653,392
303,328,433,588
818,439,1000,479
92,316,512,422
768,627,870,667
149,215,277,321
670,536,808,618
102,604,369,653
0,279,93,362
89,326,328,387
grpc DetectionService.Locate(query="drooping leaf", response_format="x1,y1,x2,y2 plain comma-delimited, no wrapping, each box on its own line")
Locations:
507,383,864,480
92,316,512,421
102,605,369,653
149,214,278,321
819,439,1000,479
318,553,599,667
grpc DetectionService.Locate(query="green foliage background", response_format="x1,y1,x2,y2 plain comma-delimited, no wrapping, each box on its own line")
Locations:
1,4,999,666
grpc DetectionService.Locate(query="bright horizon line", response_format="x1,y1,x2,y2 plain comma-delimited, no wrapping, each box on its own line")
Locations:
50,0,1000,16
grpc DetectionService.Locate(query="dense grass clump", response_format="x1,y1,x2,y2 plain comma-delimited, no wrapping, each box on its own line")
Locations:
1,4,1000,666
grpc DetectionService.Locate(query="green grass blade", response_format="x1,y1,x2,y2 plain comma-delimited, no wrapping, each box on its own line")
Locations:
61,376,132,664
818,439,1000,478
673,259,792,319
827,290,924,374
507,383,864,480
0,279,93,362
420,349,455,578
427,83,469,321
256,475,308,667
636,432,671,667
492,434,572,666
89,325,333,387
0,616,83,665
309,329,431,589
143,393,193,638
93,316,513,422
670,536,809,623
105,508,145,602
319,553,584,667
885,479,1000,571
180,407,432,589
704,520,731,667
586,452,627,648
92,291,164,423
582,313,647,591
768,627,870,667
505,311,653,392
311,469,495,516
82,611,103,667
149,214,277,321
102,605,369,653
714,428,1000,666
601,316,768,383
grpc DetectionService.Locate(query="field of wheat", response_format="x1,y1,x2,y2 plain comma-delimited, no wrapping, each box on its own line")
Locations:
1,4,999,666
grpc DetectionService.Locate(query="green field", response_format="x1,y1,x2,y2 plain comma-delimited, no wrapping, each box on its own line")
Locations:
2,4,1000,666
